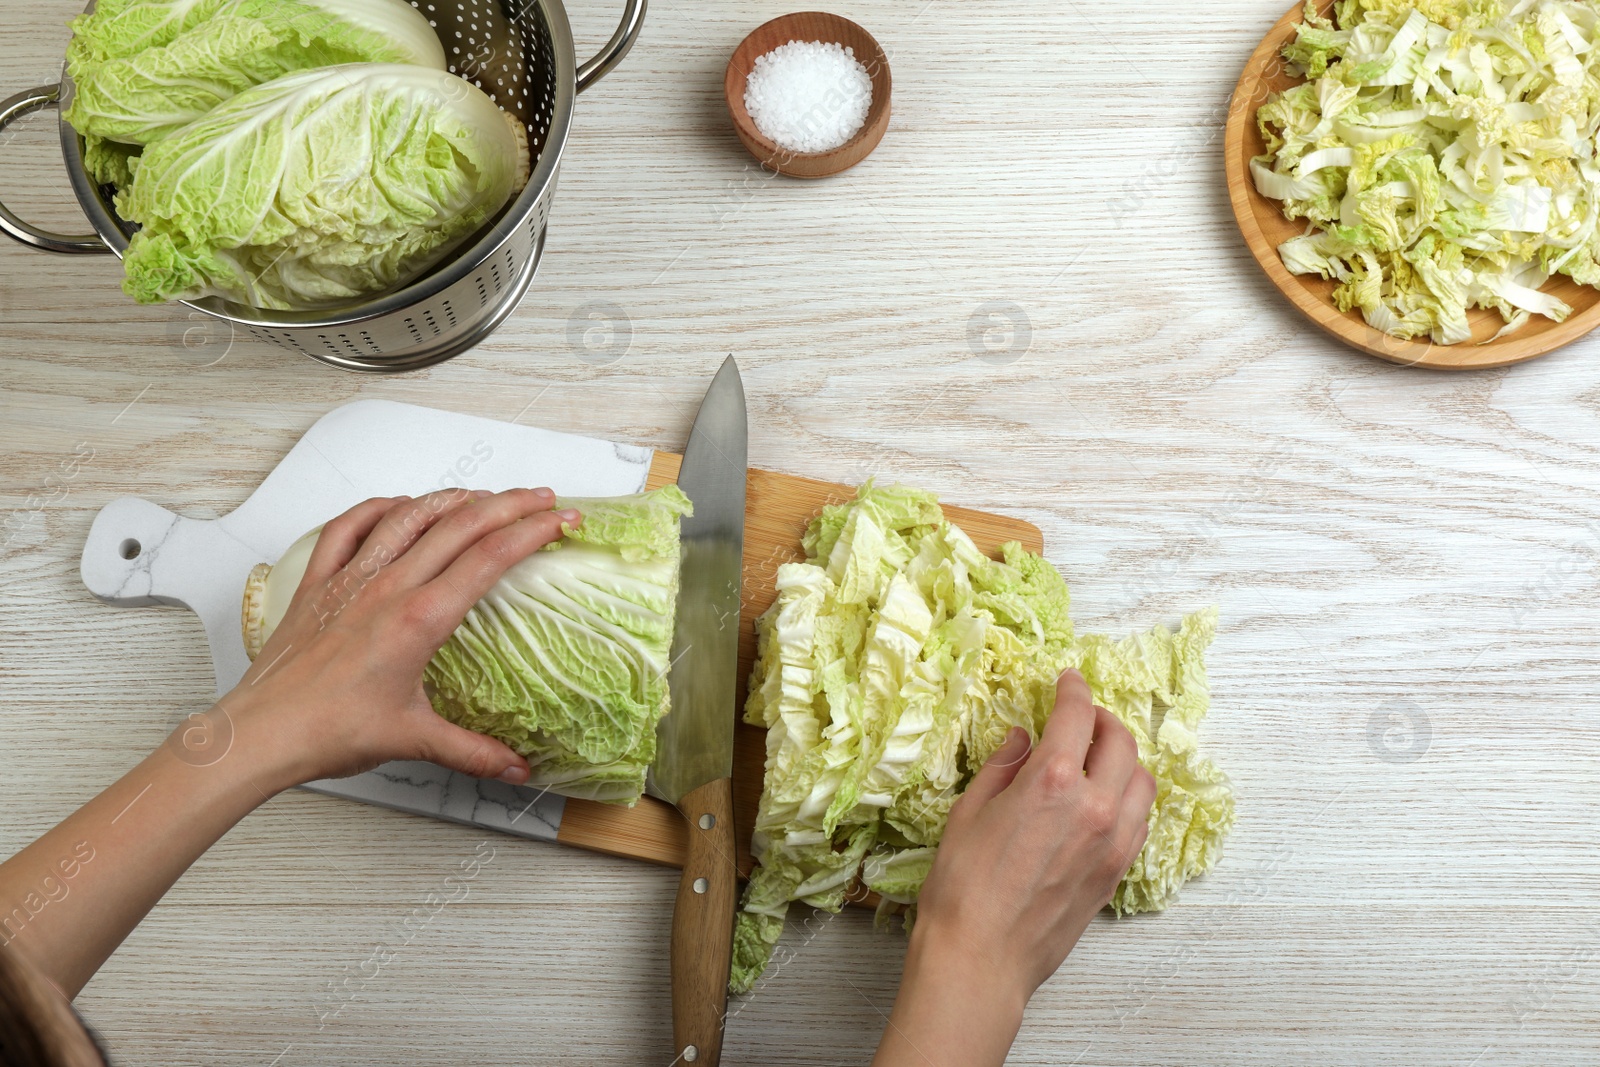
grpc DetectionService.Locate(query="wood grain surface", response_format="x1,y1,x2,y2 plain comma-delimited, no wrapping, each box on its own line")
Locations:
554,453,1043,878
4,0,1600,1065
1225,0,1600,369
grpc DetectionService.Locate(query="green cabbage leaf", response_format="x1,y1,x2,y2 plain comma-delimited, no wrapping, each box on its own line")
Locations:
66,0,235,71
729,484,1233,995
1252,0,1600,344
115,63,523,309
64,0,446,184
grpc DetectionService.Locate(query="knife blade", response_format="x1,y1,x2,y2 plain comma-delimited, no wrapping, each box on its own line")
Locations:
647,355,746,1066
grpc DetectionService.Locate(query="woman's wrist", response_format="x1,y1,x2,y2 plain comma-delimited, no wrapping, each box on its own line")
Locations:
873,917,1029,1067
164,697,311,799
904,920,1030,1026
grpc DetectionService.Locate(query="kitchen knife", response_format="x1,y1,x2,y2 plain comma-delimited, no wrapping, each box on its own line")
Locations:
646,355,746,1066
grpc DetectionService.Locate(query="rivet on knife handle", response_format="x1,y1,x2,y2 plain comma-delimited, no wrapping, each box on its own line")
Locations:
671,776,737,1065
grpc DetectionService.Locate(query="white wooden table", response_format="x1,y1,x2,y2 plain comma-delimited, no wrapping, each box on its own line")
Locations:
4,1,1600,1063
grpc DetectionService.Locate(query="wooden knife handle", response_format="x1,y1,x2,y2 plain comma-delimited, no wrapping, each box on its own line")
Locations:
670,776,738,1065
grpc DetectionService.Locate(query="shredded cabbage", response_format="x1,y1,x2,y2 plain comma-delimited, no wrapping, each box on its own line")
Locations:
729,484,1234,995
1252,0,1600,344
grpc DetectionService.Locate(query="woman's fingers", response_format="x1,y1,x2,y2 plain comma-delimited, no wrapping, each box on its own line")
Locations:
413,507,580,631
346,489,487,584
1120,767,1157,856
387,488,559,587
413,710,530,784
1019,669,1097,791
299,496,407,588
1082,705,1139,795
1101,769,1156,906
294,491,488,636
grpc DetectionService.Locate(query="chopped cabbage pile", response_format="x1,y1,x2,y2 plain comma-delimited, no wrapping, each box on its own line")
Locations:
1252,0,1600,344
729,485,1234,995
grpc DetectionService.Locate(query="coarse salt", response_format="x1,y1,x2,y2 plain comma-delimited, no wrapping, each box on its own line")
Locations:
744,39,872,154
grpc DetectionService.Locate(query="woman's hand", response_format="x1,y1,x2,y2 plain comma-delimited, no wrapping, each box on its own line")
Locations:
220,487,579,789
872,669,1156,1067
0,488,576,998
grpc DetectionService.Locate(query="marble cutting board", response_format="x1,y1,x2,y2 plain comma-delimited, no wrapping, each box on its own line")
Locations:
78,399,659,848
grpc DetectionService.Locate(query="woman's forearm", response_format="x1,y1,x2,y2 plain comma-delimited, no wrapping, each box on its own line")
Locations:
871,923,1028,1067
0,704,298,998
0,491,565,1000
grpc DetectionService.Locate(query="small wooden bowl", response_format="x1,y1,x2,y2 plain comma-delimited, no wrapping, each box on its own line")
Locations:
1225,0,1600,369
725,12,892,179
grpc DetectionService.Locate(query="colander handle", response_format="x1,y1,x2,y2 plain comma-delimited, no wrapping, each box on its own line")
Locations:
576,0,647,93
0,85,110,255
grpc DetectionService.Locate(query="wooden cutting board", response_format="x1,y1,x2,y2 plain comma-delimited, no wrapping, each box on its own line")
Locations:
556,454,1044,877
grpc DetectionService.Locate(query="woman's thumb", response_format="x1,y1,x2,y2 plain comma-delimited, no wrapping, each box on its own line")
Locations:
958,726,1032,812
417,715,530,784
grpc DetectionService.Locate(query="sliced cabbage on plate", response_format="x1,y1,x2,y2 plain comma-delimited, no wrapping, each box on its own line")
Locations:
1252,0,1600,345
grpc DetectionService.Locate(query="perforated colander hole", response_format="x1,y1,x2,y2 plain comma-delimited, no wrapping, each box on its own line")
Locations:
276,331,309,354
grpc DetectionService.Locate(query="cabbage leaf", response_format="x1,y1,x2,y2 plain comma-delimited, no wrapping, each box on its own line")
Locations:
115,63,525,309
64,0,446,184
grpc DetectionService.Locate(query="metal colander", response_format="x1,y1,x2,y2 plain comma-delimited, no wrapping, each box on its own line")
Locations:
0,0,645,372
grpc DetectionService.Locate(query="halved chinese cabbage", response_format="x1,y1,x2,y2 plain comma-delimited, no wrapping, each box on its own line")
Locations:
64,0,447,185
241,487,692,805
116,63,528,309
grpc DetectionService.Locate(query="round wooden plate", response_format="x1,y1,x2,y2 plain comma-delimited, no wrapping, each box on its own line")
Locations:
1224,0,1600,369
